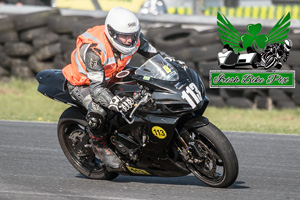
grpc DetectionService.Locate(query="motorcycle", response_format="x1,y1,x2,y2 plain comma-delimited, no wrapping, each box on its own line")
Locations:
36,54,238,188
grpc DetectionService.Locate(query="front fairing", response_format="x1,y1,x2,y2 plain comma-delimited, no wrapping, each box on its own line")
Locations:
132,55,206,113
108,55,207,114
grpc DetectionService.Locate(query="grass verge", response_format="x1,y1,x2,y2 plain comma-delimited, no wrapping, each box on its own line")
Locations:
0,78,299,134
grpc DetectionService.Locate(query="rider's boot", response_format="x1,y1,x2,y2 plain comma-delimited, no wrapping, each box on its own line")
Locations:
90,134,122,169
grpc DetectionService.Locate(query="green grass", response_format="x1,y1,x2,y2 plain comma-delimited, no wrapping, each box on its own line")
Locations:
0,78,299,134
0,78,68,122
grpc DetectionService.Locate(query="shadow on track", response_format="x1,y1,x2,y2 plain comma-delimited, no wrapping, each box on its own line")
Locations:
75,174,249,189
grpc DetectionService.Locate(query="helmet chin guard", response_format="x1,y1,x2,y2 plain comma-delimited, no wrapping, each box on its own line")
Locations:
105,7,141,55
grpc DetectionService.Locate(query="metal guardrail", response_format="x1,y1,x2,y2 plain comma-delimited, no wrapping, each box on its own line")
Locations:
0,4,300,28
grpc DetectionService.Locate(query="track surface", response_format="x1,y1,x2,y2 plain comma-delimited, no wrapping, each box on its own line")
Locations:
0,121,299,200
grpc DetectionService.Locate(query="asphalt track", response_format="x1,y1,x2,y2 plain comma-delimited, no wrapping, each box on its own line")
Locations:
0,120,299,200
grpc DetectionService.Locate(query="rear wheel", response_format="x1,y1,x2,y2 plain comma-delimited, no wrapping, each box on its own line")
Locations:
185,123,238,188
58,107,118,180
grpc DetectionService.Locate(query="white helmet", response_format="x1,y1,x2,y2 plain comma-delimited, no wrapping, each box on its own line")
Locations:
284,39,293,52
105,7,141,55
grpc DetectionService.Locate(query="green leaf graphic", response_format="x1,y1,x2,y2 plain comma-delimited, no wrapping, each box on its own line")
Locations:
217,12,291,52
247,23,262,36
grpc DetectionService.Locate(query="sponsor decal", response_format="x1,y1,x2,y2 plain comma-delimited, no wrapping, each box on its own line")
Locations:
152,126,167,139
116,70,130,78
163,65,172,74
126,166,151,175
211,12,295,88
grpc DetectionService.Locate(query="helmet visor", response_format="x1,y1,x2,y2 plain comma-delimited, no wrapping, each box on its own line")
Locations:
116,32,140,47
108,24,140,48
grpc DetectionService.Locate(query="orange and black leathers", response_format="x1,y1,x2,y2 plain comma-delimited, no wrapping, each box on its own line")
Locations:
62,25,157,107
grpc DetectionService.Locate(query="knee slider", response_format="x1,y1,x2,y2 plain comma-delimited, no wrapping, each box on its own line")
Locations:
87,112,103,130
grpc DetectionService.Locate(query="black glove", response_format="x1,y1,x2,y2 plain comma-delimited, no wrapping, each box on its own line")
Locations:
108,96,135,113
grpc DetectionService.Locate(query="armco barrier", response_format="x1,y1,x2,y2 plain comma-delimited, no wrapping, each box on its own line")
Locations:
0,5,299,109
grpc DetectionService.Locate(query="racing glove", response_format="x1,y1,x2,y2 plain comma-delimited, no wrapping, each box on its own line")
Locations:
108,96,135,113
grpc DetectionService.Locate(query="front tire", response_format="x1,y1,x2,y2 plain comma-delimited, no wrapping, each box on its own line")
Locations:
186,123,238,188
57,107,118,180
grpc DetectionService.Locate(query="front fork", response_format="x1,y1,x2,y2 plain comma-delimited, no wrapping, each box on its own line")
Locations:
176,128,204,164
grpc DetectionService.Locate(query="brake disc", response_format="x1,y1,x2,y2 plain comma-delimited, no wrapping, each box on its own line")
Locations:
194,139,217,178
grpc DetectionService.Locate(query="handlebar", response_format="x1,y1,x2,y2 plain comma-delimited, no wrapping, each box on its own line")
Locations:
120,93,151,124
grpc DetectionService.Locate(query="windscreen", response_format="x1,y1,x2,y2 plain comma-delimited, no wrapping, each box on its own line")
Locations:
135,54,179,81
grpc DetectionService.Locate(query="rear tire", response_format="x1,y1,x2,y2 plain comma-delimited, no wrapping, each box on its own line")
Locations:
57,107,118,180
186,123,238,188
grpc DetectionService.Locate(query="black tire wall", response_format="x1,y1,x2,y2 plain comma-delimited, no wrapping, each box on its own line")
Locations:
0,9,299,109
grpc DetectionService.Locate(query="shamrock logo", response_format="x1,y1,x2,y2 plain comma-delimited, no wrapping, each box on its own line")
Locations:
217,12,290,53
240,23,269,51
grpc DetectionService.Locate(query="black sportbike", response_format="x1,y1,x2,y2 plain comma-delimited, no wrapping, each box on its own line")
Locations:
36,54,238,188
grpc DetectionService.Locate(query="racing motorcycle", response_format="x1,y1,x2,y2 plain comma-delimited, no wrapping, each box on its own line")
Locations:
36,54,238,188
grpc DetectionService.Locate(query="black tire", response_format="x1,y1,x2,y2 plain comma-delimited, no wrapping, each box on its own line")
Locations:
197,61,219,78
49,15,92,34
28,55,53,73
33,43,61,61
63,50,73,64
53,54,67,69
0,65,9,77
293,84,300,106
0,53,13,70
60,36,76,54
4,42,33,57
220,88,245,99
13,9,60,31
172,43,222,63
58,107,119,180
188,29,220,47
254,96,272,110
275,100,296,109
10,65,34,79
186,123,239,188
72,18,106,38
0,31,19,43
288,33,300,50
206,94,226,107
153,27,198,51
145,25,174,43
32,32,60,48
243,88,268,101
294,65,300,83
0,17,15,33
5,57,28,71
286,50,300,67
268,89,291,103
20,27,49,42
226,97,254,109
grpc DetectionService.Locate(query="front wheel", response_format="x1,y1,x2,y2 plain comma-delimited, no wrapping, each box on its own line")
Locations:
57,107,118,180
185,123,239,188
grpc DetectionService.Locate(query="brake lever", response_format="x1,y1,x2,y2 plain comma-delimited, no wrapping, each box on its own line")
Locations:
120,93,151,124
129,93,150,119
120,111,134,124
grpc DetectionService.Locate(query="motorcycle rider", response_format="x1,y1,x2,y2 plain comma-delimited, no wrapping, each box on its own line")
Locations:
62,7,183,169
254,39,293,69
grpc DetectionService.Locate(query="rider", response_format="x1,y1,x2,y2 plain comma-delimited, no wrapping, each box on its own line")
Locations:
62,7,182,169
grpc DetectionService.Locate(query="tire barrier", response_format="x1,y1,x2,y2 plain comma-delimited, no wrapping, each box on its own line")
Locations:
0,9,299,109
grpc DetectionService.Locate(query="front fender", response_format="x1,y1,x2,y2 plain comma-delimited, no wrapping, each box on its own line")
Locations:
183,116,209,130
